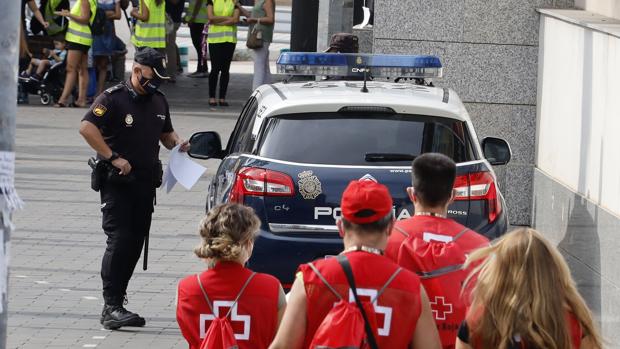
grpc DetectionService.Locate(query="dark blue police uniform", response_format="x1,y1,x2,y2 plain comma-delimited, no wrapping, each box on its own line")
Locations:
82,48,174,329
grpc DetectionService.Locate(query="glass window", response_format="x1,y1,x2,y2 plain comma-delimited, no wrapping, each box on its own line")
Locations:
229,98,258,154
258,113,473,165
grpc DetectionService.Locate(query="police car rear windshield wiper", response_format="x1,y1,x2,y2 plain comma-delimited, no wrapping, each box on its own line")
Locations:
365,153,416,162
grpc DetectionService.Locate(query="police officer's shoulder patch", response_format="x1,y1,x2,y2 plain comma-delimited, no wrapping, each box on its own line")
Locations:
93,104,107,117
104,83,124,95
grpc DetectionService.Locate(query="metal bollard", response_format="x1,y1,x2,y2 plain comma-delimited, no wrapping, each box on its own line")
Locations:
179,46,189,73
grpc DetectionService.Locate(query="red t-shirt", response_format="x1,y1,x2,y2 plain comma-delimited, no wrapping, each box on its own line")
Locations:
386,216,489,262
176,262,281,349
299,251,422,349
460,310,583,349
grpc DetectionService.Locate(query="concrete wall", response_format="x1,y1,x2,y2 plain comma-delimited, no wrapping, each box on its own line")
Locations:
534,10,620,343
536,13,620,219
371,0,574,225
575,0,620,19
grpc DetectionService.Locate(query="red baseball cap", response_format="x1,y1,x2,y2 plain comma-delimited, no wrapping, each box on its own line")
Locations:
341,179,393,224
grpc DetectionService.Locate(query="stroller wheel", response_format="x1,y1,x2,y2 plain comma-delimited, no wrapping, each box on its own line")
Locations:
40,93,52,105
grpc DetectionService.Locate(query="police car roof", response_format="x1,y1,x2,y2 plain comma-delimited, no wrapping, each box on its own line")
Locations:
255,80,470,122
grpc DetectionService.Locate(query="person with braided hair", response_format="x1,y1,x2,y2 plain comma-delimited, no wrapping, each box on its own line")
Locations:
176,203,286,349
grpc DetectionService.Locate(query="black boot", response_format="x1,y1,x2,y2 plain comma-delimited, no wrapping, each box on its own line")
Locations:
101,304,146,330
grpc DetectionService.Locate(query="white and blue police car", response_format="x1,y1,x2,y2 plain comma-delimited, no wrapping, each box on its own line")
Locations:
188,52,512,287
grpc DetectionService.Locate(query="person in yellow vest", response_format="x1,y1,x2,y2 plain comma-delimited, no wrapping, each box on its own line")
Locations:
185,0,209,77
131,0,166,50
42,0,69,38
54,0,97,108
207,0,239,107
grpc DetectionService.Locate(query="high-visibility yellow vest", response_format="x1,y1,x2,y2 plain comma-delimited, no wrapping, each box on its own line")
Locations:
187,0,208,24
65,0,97,46
207,0,237,44
44,0,66,36
131,0,166,48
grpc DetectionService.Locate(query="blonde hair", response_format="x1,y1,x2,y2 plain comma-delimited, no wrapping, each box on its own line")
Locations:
194,203,261,261
464,228,603,349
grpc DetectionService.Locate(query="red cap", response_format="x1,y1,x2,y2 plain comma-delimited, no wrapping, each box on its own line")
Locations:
341,179,393,224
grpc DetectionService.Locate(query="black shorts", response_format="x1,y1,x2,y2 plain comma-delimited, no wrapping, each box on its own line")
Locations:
66,41,90,53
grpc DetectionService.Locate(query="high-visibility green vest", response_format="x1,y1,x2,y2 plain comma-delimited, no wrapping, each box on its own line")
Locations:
65,0,97,46
187,0,208,24
44,0,66,36
207,0,237,44
131,0,166,48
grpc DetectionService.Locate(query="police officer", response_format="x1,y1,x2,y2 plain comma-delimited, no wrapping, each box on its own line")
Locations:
79,47,189,330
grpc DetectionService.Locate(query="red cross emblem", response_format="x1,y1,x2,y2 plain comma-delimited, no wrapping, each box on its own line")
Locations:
429,296,453,320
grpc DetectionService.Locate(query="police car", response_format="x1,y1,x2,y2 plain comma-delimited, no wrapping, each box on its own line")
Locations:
188,53,511,286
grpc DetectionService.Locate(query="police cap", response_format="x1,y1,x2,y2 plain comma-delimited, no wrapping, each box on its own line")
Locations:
134,47,170,80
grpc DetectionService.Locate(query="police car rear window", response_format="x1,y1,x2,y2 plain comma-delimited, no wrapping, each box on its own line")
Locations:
257,113,474,165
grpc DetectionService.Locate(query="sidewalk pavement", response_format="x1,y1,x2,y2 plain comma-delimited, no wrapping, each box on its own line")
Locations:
9,64,263,348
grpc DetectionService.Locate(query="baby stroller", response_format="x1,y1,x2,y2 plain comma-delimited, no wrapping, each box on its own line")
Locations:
18,60,75,105
39,60,72,105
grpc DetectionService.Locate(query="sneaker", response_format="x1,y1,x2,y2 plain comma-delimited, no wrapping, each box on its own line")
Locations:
101,305,146,330
187,71,208,78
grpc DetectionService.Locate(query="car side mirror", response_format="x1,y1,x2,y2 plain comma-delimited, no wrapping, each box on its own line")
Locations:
188,131,224,159
481,137,511,166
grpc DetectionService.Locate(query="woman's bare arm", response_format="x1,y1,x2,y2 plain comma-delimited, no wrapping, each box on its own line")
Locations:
106,1,121,20
131,0,149,22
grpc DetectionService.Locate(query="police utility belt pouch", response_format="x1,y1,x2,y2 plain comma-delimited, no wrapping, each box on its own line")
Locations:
246,25,263,49
337,255,380,349
88,157,136,191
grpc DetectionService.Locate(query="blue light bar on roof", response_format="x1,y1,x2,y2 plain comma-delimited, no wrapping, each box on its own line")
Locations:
276,52,443,79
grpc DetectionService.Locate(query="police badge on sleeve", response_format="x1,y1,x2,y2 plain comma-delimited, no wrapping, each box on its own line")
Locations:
298,170,322,200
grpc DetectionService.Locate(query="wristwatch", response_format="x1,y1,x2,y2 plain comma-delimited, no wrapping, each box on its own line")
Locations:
108,152,120,161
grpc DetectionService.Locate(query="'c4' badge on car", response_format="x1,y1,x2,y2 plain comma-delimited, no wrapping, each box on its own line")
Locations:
125,114,134,126
298,170,322,200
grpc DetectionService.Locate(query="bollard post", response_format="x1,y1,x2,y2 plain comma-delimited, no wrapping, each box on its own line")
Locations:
0,0,24,348
179,46,189,73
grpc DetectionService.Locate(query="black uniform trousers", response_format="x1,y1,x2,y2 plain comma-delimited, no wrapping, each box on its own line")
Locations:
208,42,236,99
100,179,155,305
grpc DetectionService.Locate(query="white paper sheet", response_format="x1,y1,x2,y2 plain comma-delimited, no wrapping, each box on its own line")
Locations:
162,145,207,193
0,151,23,211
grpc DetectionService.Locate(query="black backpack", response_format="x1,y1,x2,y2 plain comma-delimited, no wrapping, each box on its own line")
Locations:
90,7,107,36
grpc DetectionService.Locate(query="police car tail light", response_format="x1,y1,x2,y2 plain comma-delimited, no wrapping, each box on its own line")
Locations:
229,167,295,203
453,172,502,223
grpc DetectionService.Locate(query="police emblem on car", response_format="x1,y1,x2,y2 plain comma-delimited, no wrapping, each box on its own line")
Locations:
298,170,322,200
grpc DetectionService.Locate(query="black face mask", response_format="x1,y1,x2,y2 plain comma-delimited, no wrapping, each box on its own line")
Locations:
138,71,161,95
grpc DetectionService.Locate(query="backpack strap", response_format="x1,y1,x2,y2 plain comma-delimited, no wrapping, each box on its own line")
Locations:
224,272,256,318
394,226,410,238
372,267,402,303
337,254,380,349
308,262,344,301
452,228,470,242
196,273,215,314
417,264,464,279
